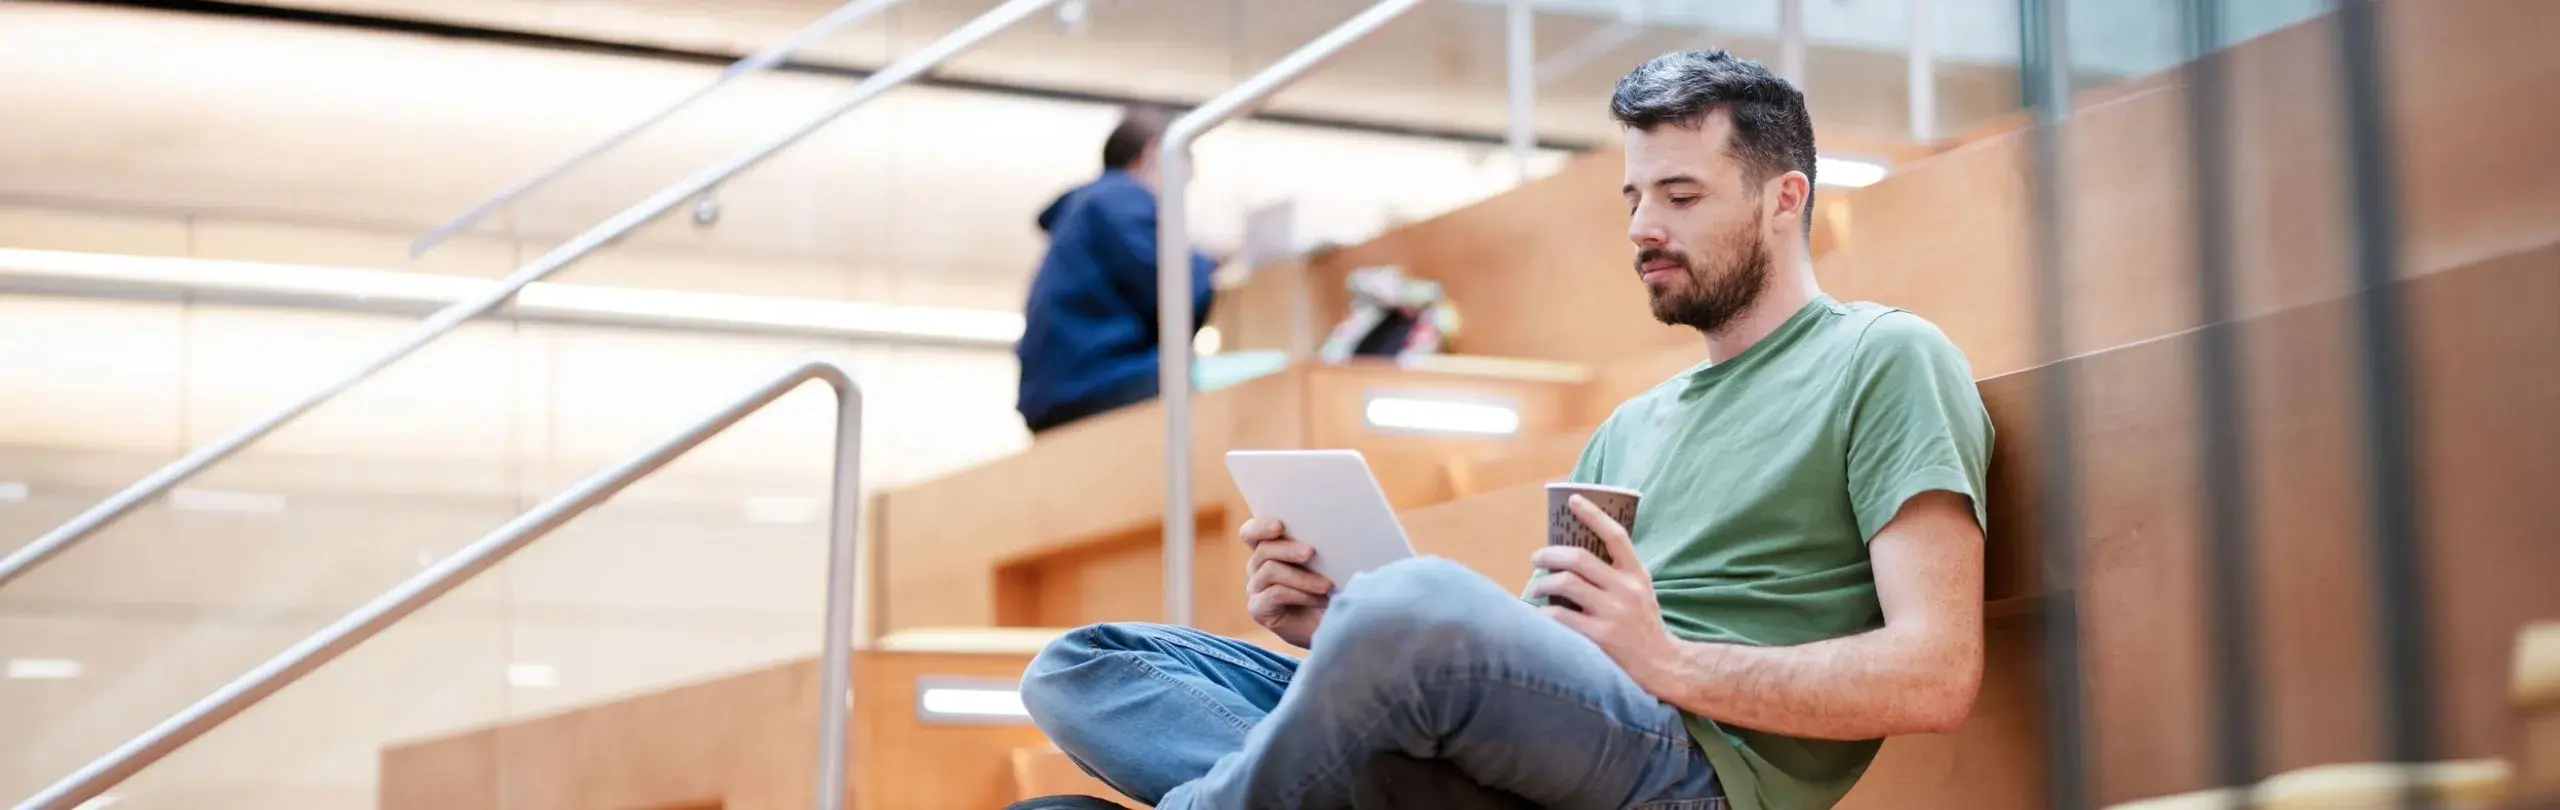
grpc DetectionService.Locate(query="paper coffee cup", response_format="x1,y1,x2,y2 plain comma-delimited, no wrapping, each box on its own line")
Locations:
1542,483,1641,611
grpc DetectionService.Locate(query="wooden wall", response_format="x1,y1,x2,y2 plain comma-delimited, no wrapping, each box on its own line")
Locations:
1291,0,2560,387
876,361,1588,640
380,646,1060,810
1991,240,2560,804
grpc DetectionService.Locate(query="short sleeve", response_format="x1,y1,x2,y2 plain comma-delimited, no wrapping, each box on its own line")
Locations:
1842,312,1993,542
1567,416,1612,484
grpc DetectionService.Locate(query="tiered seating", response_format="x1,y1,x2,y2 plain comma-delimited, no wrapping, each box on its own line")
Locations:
874,355,1597,641
375,0,2560,806
2522,622,2560,801
380,628,1070,810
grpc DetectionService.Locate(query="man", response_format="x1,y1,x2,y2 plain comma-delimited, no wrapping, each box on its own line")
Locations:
1015,105,1221,434
1014,50,1992,810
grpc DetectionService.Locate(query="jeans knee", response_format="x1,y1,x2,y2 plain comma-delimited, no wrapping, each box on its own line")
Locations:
1020,623,1116,723
1321,557,1509,662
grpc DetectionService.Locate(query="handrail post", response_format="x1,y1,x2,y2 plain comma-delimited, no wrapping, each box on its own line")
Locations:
409,0,916,257
0,0,1066,593
814,368,867,810
12,361,864,810
1157,0,1431,628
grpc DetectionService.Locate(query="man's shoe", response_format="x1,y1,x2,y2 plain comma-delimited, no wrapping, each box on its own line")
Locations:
1002,795,1133,810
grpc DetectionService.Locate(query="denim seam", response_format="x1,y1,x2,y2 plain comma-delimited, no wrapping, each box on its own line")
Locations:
1151,630,1296,684
1117,650,1260,735
1632,798,1729,810
1428,662,1695,748
1270,670,1701,808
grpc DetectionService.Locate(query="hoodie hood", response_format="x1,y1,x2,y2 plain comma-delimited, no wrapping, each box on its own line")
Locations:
1036,186,1078,235
1037,170,1142,235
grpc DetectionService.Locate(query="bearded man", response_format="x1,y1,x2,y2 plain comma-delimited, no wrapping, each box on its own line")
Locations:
1011,49,1995,810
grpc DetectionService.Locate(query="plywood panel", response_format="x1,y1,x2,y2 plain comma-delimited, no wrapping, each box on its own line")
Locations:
1450,428,1597,498
851,650,1055,810
1399,483,1548,592
995,513,1231,632
381,660,822,810
1301,0,2559,378
1837,619,2046,810
878,362,1590,634
382,647,1060,810
1307,151,1689,364
2015,243,2560,805
1210,260,1317,358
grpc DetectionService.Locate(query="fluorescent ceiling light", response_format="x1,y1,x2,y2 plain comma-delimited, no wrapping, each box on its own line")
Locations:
1816,156,1890,188
918,686,1028,719
1363,396,1522,437
0,482,27,503
167,488,287,515
0,248,1026,347
7,658,84,680
506,663,559,690
513,282,1023,345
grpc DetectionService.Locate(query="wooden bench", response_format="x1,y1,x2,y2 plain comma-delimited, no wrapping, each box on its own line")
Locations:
2521,622,2560,801
380,628,1071,810
874,357,1594,642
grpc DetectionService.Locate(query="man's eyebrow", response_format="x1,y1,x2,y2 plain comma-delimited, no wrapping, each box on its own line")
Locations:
1623,174,1707,196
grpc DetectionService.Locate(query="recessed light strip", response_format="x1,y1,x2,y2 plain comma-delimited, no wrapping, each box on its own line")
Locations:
914,676,1034,725
1362,394,1523,437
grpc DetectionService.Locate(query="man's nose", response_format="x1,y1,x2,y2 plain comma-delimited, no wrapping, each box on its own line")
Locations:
1628,208,1666,249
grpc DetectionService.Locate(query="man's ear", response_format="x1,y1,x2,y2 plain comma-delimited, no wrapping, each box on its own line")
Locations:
1765,169,1812,238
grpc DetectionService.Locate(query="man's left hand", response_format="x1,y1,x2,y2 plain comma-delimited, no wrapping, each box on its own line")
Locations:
1527,495,1684,694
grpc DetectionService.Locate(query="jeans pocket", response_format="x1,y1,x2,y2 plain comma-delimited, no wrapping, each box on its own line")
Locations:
1630,799,1727,810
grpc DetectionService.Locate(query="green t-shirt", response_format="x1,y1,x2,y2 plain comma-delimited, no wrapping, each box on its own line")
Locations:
1564,296,1992,810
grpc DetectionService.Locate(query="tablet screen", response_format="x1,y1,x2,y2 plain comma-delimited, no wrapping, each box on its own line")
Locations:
1223,449,1418,583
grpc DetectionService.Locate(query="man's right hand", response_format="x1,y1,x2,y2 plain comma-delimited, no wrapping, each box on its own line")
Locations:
1241,517,1333,649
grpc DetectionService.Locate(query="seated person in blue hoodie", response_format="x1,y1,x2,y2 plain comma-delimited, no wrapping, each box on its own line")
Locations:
1015,106,1223,435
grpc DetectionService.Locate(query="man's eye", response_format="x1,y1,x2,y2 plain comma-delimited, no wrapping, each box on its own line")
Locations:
1669,196,1699,206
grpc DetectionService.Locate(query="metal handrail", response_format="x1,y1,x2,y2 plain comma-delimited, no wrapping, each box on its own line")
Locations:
1156,0,1431,627
0,0,1068,593
410,0,915,257
14,359,868,810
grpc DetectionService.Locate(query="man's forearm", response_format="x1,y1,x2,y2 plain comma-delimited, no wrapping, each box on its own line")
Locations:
1638,627,1980,740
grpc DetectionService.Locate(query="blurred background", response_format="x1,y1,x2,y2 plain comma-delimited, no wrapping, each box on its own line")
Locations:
1,0,2552,809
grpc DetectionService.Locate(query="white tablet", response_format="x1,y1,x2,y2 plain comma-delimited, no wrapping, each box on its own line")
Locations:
1223,449,1418,583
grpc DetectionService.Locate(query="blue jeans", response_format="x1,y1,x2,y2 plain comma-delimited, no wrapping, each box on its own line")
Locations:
1019,557,1725,810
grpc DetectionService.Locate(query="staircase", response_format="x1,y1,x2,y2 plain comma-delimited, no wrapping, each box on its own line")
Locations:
14,0,2559,807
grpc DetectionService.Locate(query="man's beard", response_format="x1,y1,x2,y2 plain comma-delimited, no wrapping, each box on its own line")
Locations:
1641,222,1772,335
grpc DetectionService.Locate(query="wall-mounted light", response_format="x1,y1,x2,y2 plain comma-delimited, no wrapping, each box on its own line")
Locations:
1362,394,1522,437
915,676,1032,725
7,658,84,680
1815,156,1890,188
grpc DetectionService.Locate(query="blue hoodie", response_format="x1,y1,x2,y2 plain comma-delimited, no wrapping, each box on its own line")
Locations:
1014,170,1217,432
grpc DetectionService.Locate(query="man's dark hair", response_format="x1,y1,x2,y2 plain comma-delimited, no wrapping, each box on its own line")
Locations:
1102,105,1171,171
1610,50,1819,231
